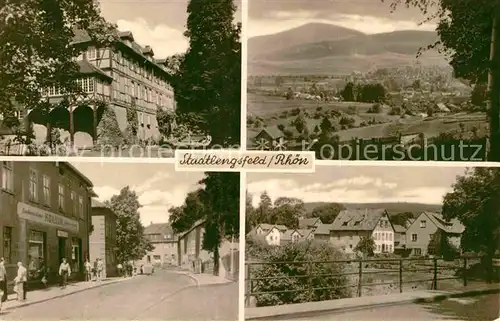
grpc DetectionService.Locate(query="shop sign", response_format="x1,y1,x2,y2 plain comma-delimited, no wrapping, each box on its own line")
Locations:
57,230,69,238
17,202,79,233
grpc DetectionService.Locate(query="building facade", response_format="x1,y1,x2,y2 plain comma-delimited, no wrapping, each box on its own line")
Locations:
27,29,176,147
140,223,177,267
0,161,95,288
329,209,395,255
89,199,118,278
405,212,464,256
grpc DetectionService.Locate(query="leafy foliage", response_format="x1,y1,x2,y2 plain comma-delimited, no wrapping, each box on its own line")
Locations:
172,0,241,147
427,232,460,260
156,107,176,138
442,167,500,280
310,203,346,224
96,102,124,148
391,212,416,227
355,237,376,257
246,193,305,230
123,102,138,144
0,0,117,117
107,186,153,263
250,240,351,307
169,189,206,234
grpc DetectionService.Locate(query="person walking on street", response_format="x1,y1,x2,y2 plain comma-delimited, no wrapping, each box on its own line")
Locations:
117,263,123,277
59,258,71,289
14,262,27,301
0,258,7,303
84,259,92,282
96,258,104,282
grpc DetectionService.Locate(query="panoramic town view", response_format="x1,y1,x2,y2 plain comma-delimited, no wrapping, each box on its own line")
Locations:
245,166,500,320
0,0,241,157
247,0,495,161
0,162,239,320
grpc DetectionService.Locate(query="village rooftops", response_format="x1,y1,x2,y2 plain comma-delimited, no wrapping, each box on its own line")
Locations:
144,223,177,242
331,208,389,231
298,218,322,229
313,223,333,235
422,212,465,234
393,224,407,234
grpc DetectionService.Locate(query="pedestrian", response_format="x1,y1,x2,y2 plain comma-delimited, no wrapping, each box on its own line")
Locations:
14,262,27,301
96,258,104,282
117,263,123,277
84,259,92,282
58,258,71,289
0,258,7,303
93,259,98,281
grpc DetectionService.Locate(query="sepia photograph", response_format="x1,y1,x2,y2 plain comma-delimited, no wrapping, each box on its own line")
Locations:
245,166,500,320
0,0,241,157
247,0,499,162
0,161,239,320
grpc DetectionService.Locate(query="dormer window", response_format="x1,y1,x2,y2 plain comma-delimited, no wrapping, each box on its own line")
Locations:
342,222,348,226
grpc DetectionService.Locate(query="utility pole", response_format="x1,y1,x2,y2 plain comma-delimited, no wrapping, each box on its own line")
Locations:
488,3,500,161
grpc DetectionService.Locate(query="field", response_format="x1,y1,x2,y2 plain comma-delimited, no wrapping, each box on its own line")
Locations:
247,92,488,146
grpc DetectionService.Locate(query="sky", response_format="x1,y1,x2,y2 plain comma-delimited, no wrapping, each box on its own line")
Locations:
247,165,469,207
99,0,242,57
70,162,204,226
248,0,438,37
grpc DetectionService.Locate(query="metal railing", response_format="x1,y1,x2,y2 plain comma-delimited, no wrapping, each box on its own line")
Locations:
245,256,483,307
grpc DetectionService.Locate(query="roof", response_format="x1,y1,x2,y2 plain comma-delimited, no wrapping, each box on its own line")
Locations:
61,162,94,188
144,223,172,235
424,212,465,234
77,60,112,82
393,224,407,233
299,218,321,229
297,229,314,238
314,223,333,235
331,209,388,231
91,199,107,208
257,127,283,139
257,224,287,232
282,229,299,240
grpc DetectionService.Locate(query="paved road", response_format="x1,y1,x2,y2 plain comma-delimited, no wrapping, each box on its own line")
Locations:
295,294,499,321
1,270,238,320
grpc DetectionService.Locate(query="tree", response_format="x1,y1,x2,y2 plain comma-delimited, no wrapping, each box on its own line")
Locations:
173,0,241,147
340,82,356,101
311,203,346,224
391,212,415,227
385,0,500,159
292,114,307,134
427,232,460,261
355,237,376,257
319,117,334,135
108,187,153,263
169,189,206,234
0,0,116,120
156,108,176,138
442,167,500,281
271,197,305,229
471,83,488,107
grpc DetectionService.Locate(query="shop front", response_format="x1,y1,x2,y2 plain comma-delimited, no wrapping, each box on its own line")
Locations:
17,202,86,285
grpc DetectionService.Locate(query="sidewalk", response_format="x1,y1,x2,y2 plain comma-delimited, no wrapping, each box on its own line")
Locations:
245,283,500,320
1,276,136,312
170,270,233,286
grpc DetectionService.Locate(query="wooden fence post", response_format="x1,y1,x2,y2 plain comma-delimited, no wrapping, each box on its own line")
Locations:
399,259,403,293
463,257,468,287
433,258,438,290
358,260,363,297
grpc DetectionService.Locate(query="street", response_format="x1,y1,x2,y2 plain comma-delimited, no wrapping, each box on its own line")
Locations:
293,294,499,321
1,269,238,320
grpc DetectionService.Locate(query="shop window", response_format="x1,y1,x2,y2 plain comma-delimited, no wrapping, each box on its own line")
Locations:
71,238,81,273
3,227,12,263
42,175,50,206
29,168,38,202
28,230,46,280
1,161,13,192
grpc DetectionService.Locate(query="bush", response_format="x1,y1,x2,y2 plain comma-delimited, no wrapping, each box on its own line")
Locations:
251,240,352,307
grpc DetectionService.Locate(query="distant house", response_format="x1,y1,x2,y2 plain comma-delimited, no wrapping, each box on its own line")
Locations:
140,222,178,267
297,229,315,241
281,229,302,244
313,223,333,242
405,212,464,256
330,209,395,254
299,218,322,230
254,128,285,150
177,219,209,270
90,199,118,278
248,224,286,246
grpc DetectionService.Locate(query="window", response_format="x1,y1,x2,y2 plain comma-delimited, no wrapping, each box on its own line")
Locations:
58,184,65,211
77,78,95,93
3,227,12,263
420,220,426,228
29,168,38,202
389,244,393,252
411,233,417,242
376,244,381,252
71,191,77,216
28,230,45,280
382,233,386,241
78,196,84,219
389,233,393,241
42,175,50,206
414,248,422,256
87,48,97,59
1,161,13,192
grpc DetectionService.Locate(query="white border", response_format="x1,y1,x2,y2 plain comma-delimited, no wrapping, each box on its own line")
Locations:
238,171,246,321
